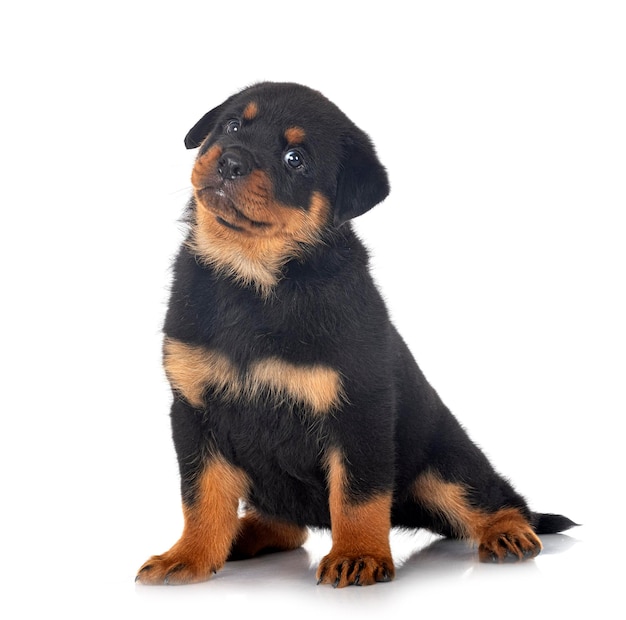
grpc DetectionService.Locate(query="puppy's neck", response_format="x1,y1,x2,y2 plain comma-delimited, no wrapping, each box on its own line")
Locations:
188,192,330,297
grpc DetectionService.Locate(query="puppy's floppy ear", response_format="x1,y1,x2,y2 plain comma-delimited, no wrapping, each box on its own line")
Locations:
333,129,390,227
184,98,232,149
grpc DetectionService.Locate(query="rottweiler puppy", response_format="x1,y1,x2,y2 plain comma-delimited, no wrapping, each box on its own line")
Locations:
136,82,575,587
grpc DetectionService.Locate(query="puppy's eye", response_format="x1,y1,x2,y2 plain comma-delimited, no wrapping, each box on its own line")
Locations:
225,119,241,135
284,149,304,169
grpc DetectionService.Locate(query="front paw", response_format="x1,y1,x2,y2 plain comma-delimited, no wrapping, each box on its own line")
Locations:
316,552,395,587
136,551,220,585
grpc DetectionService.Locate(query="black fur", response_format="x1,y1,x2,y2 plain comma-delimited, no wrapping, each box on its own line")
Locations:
138,82,575,587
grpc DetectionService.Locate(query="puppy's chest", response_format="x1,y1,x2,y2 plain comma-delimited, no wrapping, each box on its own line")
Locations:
164,289,345,415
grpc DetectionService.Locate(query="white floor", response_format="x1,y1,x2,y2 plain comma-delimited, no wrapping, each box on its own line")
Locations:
7,519,611,619
133,529,587,615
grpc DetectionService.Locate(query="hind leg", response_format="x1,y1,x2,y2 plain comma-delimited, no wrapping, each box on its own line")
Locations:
393,335,543,561
411,470,542,562
228,509,308,560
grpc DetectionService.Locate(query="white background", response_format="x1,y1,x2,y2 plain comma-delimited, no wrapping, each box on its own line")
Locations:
1,1,624,617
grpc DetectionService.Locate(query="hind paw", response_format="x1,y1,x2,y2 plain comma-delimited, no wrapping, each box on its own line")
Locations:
478,509,542,562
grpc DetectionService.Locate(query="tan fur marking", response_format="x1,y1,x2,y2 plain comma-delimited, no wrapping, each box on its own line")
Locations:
318,449,394,586
163,337,342,414
190,187,330,296
476,507,543,562
242,101,258,120
284,126,306,144
191,144,222,190
137,456,250,584
412,471,542,561
412,470,476,539
229,509,308,559
191,202,284,294
163,338,236,408
249,357,343,414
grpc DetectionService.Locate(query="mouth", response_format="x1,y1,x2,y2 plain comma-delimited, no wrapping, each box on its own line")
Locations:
196,186,271,231
215,215,244,231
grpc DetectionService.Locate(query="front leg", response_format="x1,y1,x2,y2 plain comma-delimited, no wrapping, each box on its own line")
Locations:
136,454,250,585
317,448,395,587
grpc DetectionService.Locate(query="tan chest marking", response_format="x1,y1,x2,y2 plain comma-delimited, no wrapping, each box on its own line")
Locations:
163,337,343,414
163,338,235,408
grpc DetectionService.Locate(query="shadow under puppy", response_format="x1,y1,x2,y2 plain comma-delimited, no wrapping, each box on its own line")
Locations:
136,82,575,588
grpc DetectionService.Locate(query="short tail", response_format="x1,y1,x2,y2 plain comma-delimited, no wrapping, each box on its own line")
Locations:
531,512,579,534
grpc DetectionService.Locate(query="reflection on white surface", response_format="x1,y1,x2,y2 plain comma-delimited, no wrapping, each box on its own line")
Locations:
6,519,599,620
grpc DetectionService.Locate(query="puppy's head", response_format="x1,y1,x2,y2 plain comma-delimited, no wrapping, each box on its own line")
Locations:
184,82,389,293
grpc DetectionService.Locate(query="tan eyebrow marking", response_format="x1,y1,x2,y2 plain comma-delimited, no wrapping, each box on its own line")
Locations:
243,101,258,120
284,126,306,144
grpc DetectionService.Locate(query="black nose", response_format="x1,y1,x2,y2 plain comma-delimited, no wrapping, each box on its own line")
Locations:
218,148,253,180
